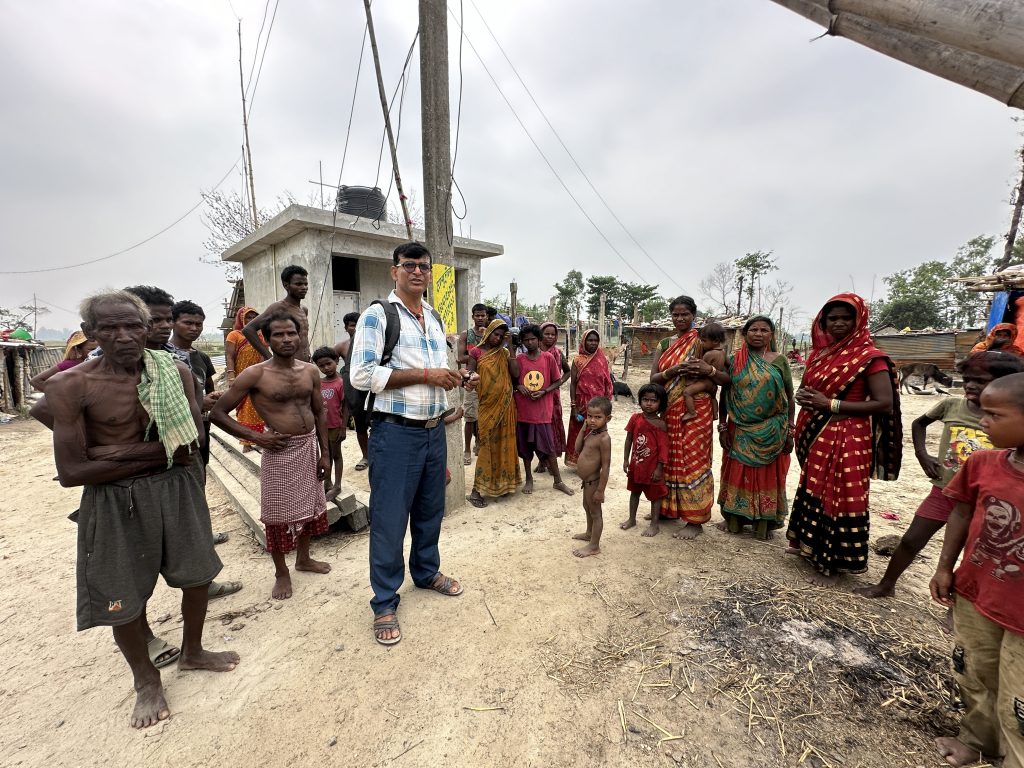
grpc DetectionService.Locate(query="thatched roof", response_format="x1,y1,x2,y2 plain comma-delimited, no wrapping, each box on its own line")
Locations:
948,264,1024,292
770,0,1024,108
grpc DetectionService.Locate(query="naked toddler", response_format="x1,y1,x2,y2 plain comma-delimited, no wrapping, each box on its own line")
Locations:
572,396,612,558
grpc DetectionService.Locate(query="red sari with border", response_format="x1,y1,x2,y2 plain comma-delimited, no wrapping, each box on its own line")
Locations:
786,293,902,576
565,330,613,463
658,330,714,523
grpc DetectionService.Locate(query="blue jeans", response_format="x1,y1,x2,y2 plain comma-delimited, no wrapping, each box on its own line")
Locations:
368,419,447,616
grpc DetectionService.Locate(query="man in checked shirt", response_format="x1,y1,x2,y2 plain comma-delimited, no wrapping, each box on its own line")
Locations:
351,242,477,646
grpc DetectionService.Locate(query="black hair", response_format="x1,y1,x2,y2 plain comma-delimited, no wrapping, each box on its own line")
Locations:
699,321,726,343
818,300,857,331
742,315,774,335
124,285,174,308
262,310,301,336
343,311,360,326
957,351,1024,379
171,300,205,321
587,396,613,417
281,265,308,285
392,242,431,265
485,306,498,320
312,346,339,363
472,303,487,314
983,371,1024,410
637,383,668,413
669,295,697,314
519,324,541,341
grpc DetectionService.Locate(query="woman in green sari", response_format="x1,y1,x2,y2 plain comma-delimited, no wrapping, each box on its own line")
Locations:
716,316,795,539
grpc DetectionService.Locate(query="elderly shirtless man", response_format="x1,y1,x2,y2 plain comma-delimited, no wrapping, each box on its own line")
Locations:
212,311,332,600
45,291,239,729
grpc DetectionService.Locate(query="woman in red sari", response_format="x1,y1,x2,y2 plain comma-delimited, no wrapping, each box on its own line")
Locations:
788,293,902,586
650,296,728,539
225,305,265,451
565,329,613,466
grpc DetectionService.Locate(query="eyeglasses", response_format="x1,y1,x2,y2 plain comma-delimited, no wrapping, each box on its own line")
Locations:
397,261,432,273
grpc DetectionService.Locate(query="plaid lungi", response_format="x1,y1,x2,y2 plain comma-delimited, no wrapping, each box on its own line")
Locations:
260,430,327,546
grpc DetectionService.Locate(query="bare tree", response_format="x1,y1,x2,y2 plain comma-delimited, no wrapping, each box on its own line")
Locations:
699,261,738,314
996,139,1024,272
387,187,425,229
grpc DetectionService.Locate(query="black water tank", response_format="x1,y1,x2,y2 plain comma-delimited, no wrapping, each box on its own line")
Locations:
335,185,387,221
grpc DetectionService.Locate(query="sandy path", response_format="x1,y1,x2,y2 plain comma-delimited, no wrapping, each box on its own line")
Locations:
0,388,958,767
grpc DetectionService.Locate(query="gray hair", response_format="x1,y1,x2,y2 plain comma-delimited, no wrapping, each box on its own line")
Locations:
80,290,151,330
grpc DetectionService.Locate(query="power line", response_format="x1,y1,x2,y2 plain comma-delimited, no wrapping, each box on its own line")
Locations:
466,0,681,293
447,0,467,237
245,0,281,120
244,0,273,100
0,158,241,275
447,9,652,286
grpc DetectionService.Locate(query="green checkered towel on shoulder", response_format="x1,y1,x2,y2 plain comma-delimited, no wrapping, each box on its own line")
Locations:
137,349,199,467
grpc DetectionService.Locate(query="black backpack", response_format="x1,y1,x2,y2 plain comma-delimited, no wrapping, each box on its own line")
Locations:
355,299,444,413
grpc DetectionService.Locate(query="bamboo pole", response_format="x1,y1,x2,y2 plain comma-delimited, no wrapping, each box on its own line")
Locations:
363,0,414,239
237,22,258,229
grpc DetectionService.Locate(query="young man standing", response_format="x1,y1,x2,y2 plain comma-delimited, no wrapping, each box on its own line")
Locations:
456,303,490,465
350,242,473,645
335,311,370,471
170,299,219,465
212,312,332,600
46,291,239,729
244,265,312,362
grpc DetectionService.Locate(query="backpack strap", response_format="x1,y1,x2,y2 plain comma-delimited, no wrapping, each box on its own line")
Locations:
365,299,445,415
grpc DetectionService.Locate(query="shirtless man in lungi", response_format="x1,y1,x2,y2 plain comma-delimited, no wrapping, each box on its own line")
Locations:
212,310,332,600
46,291,239,729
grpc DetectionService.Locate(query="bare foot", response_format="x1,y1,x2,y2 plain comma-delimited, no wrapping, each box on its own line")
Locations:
130,681,169,729
325,487,340,502
940,609,954,635
572,543,600,558
641,524,660,538
679,412,697,423
853,582,894,599
620,519,637,530
272,573,293,600
523,479,534,495
552,481,575,496
534,462,546,473
785,546,801,555
178,649,240,672
714,520,729,532
572,532,591,541
642,513,652,521
934,737,981,767
807,572,839,588
673,524,703,540
295,558,332,574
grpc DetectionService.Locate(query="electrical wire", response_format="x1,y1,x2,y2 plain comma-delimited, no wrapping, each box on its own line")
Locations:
245,0,281,120
244,0,273,101
445,0,467,244
0,158,242,275
447,9,652,285
466,0,681,292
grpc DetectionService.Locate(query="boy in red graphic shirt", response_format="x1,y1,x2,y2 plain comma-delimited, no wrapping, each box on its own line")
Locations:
931,372,1024,768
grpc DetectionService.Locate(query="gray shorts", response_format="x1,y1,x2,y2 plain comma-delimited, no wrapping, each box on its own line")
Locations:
76,464,222,631
463,389,479,421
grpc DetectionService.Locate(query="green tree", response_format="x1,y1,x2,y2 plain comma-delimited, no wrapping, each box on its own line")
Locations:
734,250,776,315
554,270,585,325
617,281,661,321
584,275,622,319
874,296,944,330
949,235,995,327
637,296,671,323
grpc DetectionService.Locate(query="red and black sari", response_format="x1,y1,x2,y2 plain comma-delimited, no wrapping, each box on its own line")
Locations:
787,293,902,576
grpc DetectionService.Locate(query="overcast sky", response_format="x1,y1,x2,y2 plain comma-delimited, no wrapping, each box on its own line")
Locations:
1,0,1019,334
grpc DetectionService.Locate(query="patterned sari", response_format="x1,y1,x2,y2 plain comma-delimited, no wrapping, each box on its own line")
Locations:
472,320,521,497
787,293,902,576
539,322,567,457
718,343,793,534
658,330,714,523
566,329,613,463
226,305,265,443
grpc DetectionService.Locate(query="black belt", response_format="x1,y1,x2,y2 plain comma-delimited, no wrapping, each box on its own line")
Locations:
372,412,445,429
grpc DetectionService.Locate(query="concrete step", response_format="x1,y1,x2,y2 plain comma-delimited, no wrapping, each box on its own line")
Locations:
207,426,369,542
207,436,266,549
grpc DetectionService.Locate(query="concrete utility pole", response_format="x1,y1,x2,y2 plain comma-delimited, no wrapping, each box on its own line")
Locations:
598,293,608,346
419,0,463,510
510,282,518,322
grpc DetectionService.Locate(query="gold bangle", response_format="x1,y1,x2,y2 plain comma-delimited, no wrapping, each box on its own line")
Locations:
829,399,840,414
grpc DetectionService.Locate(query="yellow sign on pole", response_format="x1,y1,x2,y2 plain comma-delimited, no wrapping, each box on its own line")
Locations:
432,263,458,333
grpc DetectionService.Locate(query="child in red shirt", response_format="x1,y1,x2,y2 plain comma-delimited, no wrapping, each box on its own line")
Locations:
620,383,669,537
931,372,1024,768
313,347,346,502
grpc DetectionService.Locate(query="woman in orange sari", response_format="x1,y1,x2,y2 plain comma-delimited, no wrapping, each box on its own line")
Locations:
649,296,727,540
225,305,265,451
467,320,521,507
565,329,613,466
788,293,902,586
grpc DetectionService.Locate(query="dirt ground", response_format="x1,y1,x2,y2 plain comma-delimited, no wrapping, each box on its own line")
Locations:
0,374,973,768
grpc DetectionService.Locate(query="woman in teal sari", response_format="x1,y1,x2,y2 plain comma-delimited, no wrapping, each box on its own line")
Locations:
716,316,795,539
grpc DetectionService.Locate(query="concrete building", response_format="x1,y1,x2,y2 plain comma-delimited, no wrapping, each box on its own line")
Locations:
221,204,503,348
